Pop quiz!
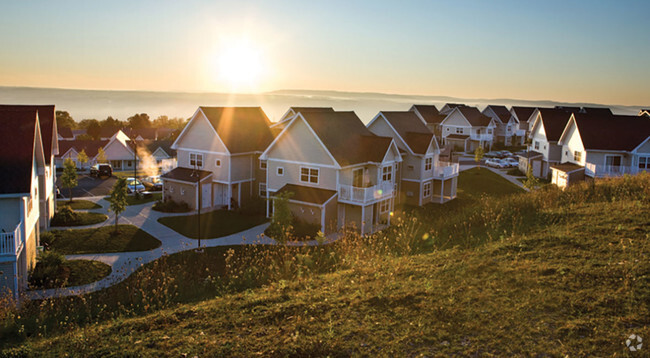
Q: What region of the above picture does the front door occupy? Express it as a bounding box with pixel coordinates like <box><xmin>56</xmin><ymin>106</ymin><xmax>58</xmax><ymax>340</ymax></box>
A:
<box><xmin>201</xmin><ymin>183</ymin><xmax>211</xmax><ymax>209</ymax></box>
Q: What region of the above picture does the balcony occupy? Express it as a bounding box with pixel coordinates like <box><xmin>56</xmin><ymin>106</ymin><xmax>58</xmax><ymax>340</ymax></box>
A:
<box><xmin>514</xmin><ymin>129</ymin><xmax>526</xmax><ymax>137</ymax></box>
<box><xmin>433</xmin><ymin>162</ymin><xmax>459</xmax><ymax>179</ymax></box>
<box><xmin>585</xmin><ymin>163</ymin><xmax>643</xmax><ymax>178</ymax></box>
<box><xmin>339</xmin><ymin>182</ymin><xmax>393</xmax><ymax>204</ymax></box>
<box><xmin>470</xmin><ymin>133</ymin><xmax>493</xmax><ymax>141</ymax></box>
<box><xmin>0</xmin><ymin>222</ymin><xmax>23</xmax><ymax>257</ymax></box>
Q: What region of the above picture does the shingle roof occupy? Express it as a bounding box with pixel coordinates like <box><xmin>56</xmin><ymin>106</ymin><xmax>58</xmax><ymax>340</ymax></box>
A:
<box><xmin>274</xmin><ymin>184</ymin><xmax>337</xmax><ymax>205</ymax></box>
<box><xmin>99</xmin><ymin>126</ymin><xmax>122</xmax><ymax>138</ymax></box>
<box><xmin>57</xmin><ymin>140</ymin><xmax>110</xmax><ymax>158</ymax></box>
<box><xmin>446</xmin><ymin>134</ymin><xmax>470</xmax><ymax>140</ymax></box>
<box><xmin>161</xmin><ymin>167</ymin><xmax>212</xmax><ymax>183</ymax></box>
<box><xmin>511</xmin><ymin>106</ymin><xmax>537</xmax><ymax>123</ymax></box>
<box><xmin>550</xmin><ymin>163</ymin><xmax>584</xmax><ymax>173</ymax></box>
<box><xmin>572</xmin><ymin>114</ymin><xmax>650</xmax><ymax>151</ymax></box>
<box><xmin>457</xmin><ymin>107</ymin><xmax>493</xmax><ymax>127</ymax></box>
<box><xmin>555</xmin><ymin>106</ymin><xmax>581</xmax><ymax>113</ymax></box>
<box><xmin>0</xmin><ymin>109</ymin><xmax>39</xmax><ymax>194</ymax></box>
<box><xmin>410</xmin><ymin>105</ymin><xmax>441</xmax><ymax>124</ymax></box>
<box><xmin>199</xmin><ymin>107</ymin><xmax>274</xmax><ymax>154</ymax></box>
<box><xmin>58</xmin><ymin>127</ymin><xmax>74</xmax><ymax>139</ymax></box>
<box><xmin>380</xmin><ymin>111</ymin><xmax>435</xmax><ymax>154</ymax></box>
<box><xmin>300</xmin><ymin>111</ymin><xmax>393</xmax><ymax>167</ymax></box>
<box><xmin>581</xmin><ymin>107</ymin><xmax>612</xmax><ymax>115</ymax></box>
<box><xmin>0</xmin><ymin>105</ymin><xmax>55</xmax><ymax>163</ymax></box>
<box><xmin>537</xmin><ymin>108</ymin><xmax>573</xmax><ymax>141</ymax></box>
<box><xmin>485</xmin><ymin>105</ymin><xmax>511</xmax><ymax>123</ymax></box>
<box><xmin>139</xmin><ymin>139</ymin><xmax>176</xmax><ymax>157</ymax></box>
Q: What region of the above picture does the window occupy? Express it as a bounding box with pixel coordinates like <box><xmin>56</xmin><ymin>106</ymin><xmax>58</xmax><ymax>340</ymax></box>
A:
<box><xmin>259</xmin><ymin>160</ymin><xmax>267</xmax><ymax>170</ymax></box>
<box><xmin>534</xmin><ymin>141</ymin><xmax>540</xmax><ymax>150</ymax></box>
<box><xmin>446</xmin><ymin>127</ymin><xmax>450</xmax><ymax>132</ymax></box>
<box><xmin>379</xmin><ymin>199</ymin><xmax>390</xmax><ymax>213</ymax></box>
<box><xmin>190</xmin><ymin>153</ymin><xmax>203</xmax><ymax>168</ymax></box>
<box><xmin>565</xmin><ymin>150</ymin><xmax>569</xmax><ymax>157</ymax></box>
<box><xmin>169</xmin><ymin>186</ymin><xmax>174</xmax><ymax>193</ymax></box>
<box><xmin>215</xmin><ymin>159</ymin><xmax>221</xmax><ymax>167</ymax></box>
<box><xmin>127</xmin><ymin>160</ymin><xmax>132</xmax><ymax>167</ymax></box>
<box><xmin>574</xmin><ymin>151</ymin><xmax>582</xmax><ymax>162</ymax></box>
<box><xmin>300</xmin><ymin>167</ymin><xmax>319</xmax><ymax>184</ymax></box>
<box><xmin>382</xmin><ymin>166</ymin><xmax>392</xmax><ymax>182</ymax></box>
<box><xmin>259</xmin><ymin>183</ymin><xmax>267</xmax><ymax>197</ymax></box>
<box><xmin>455</xmin><ymin>127</ymin><xmax>463</xmax><ymax>134</ymax></box>
<box><xmin>277</xmin><ymin>167</ymin><xmax>284</xmax><ymax>176</ymax></box>
<box><xmin>639</xmin><ymin>157</ymin><xmax>649</xmax><ymax>170</ymax></box>
<box><xmin>424</xmin><ymin>157</ymin><xmax>433</xmax><ymax>171</ymax></box>
<box><xmin>180</xmin><ymin>187</ymin><xmax>185</xmax><ymax>196</ymax></box>
<box><xmin>407</xmin><ymin>165</ymin><xmax>414</xmax><ymax>171</ymax></box>
<box><xmin>423</xmin><ymin>181</ymin><xmax>432</xmax><ymax>197</ymax></box>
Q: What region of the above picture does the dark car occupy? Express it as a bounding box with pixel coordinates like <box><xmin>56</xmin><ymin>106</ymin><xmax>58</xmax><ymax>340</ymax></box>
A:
<box><xmin>90</xmin><ymin>164</ymin><xmax>112</xmax><ymax>178</ymax></box>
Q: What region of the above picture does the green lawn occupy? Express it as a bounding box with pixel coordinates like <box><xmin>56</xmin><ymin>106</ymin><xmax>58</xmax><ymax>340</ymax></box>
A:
<box><xmin>158</xmin><ymin>210</ymin><xmax>269</xmax><ymax>239</ymax></box>
<box><xmin>43</xmin><ymin>225</ymin><xmax>161</xmax><ymax>254</ymax></box>
<box><xmin>104</xmin><ymin>192</ymin><xmax>162</xmax><ymax>206</ymax></box>
<box><xmin>29</xmin><ymin>259</ymin><xmax>112</xmax><ymax>289</ymax></box>
<box><xmin>57</xmin><ymin>200</ymin><xmax>101</xmax><ymax>210</ymax></box>
<box><xmin>50</xmin><ymin>212</ymin><xmax>108</xmax><ymax>227</ymax></box>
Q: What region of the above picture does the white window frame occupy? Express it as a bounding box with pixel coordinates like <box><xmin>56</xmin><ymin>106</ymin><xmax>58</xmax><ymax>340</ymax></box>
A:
<box><xmin>379</xmin><ymin>199</ymin><xmax>390</xmax><ymax>213</ymax></box>
<box><xmin>423</xmin><ymin>181</ymin><xmax>432</xmax><ymax>198</ymax></box>
<box><xmin>169</xmin><ymin>186</ymin><xmax>174</xmax><ymax>193</ymax></box>
<box><xmin>534</xmin><ymin>141</ymin><xmax>540</xmax><ymax>150</ymax></box>
<box><xmin>381</xmin><ymin>165</ymin><xmax>392</xmax><ymax>182</ymax></box>
<box><xmin>638</xmin><ymin>156</ymin><xmax>649</xmax><ymax>170</ymax></box>
<box><xmin>190</xmin><ymin>153</ymin><xmax>203</xmax><ymax>168</ymax></box>
<box><xmin>277</xmin><ymin>167</ymin><xmax>284</xmax><ymax>176</ymax></box>
<box><xmin>424</xmin><ymin>157</ymin><xmax>433</xmax><ymax>171</ymax></box>
<box><xmin>215</xmin><ymin>159</ymin><xmax>221</xmax><ymax>167</ymax></box>
<box><xmin>455</xmin><ymin>127</ymin><xmax>463</xmax><ymax>134</ymax></box>
<box><xmin>259</xmin><ymin>183</ymin><xmax>267</xmax><ymax>197</ymax></box>
<box><xmin>300</xmin><ymin>166</ymin><xmax>319</xmax><ymax>184</ymax></box>
<box><xmin>574</xmin><ymin>150</ymin><xmax>582</xmax><ymax>163</ymax></box>
<box><xmin>259</xmin><ymin>159</ymin><xmax>267</xmax><ymax>170</ymax></box>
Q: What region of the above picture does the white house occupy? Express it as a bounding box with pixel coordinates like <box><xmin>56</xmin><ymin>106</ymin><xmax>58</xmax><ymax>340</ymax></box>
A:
<box><xmin>524</xmin><ymin>108</ymin><xmax>573</xmax><ymax>179</ymax></box>
<box><xmin>510</xmin><ymin>106</ymin><xmax>538</xmax><ymax>140</ymax></box>
<box><xmin>440</xmin><ymin>106</ymin><xmax>496</xmax><ymax>152</ymax></box>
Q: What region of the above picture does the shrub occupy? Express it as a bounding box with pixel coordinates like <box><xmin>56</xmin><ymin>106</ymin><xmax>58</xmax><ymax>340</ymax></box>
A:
<box><xmin>50</xmin><ymin>206</ymin><xmax>80</xmax><ymax>226</ymax></box>
<box><xmin>152</xmin><ymin>199</ymin><xmax>191</xmax><ymax>213</ymax></box>
<box><xmin>29</xmin><ymin>251</ymin><xmax>69</xmax><ymax>288</ymax></box>
<box><xmin>291</xmin><ymin>218</ymin><xmax>321</xmax><ymax>241</ymax></box>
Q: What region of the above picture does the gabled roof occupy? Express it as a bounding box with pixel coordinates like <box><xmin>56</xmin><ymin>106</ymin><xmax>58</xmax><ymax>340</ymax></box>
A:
<box><xmin>199</xmin><ymin>107</ymin><xmax>274</xmax><ymax>153</ymax></box>
<box><xmin>456</xmin><ymin>107</ymin><xmax>493</xmax><ymax>127</ymax></box>
<box><xmin>57</xmin><ymin>140</ymin><xmax>110</xmax><ymax>158</ymax></box>
<box><xmin>379</xmin><ymin>111</ymin><xmax>436</xmax><ymax>155</ymax></box>
<box><xmin>99</xmin><ymin>126</ymin><xmax>122</xmax><ymax>138</ymax></box>
<box><xmin>273</xmin><ymin>107</ymin><xmax>335</xmax><ymax>127</ymax></box>
<box><xmin>536</xmin><ymin>108</ymin><xmax>573</xmax><ymax>141</ymax></box>
<box><xmin>274</xmin><ymin>184</ymin><xmax>337</xmax><ymax>205</ymax></box>
<box><xmin>511</xmin><ymin>106</ymin><xmax>537</xmax><ymax>123</ymax></box>
<box><xmin>440</xmin><ymin>103</ymin><xmax>467</xmax><ymax>114</ymax></box>
<box><xmin>639</xmin><ymin>109</ymin><xmax>650</xmax><ymax>117</ymax></box>
<box><xmin>58</xmin><ymin>127</ymin><xmax>74</xmax><ymax>139</ymax></box>
<box><xmin>555</xmin><ymin>106</ymin><xmax>581</xmax><ymax>113</ymax></box>
<box><xmin>484</xmin><ymin>105</ymin><xmax>512</xmax><ymax>123</ymax></box>
<box><xmin>550</xmin><ymin>163</ymin><xmax>584</xmax><ymax>173</ymax></box>
<box><xmin>300</xmin><ymin>111</ymin><xmax>395</xmax><ymax>167</ymax></box>
<box><xmin>138</xmin><ymin>139</ymin><xmax>176</xmax><ymax>157</ymax></box>
<box><xmin>580</xmin><ymin>107</ymin><xmax>612</xmax><ymax>116</ymax></box>
<box><xmin>0</xmin><ymin>109</ymin><xmax>41</xmax><ymax>194</ymax></box>
<box><xmin>0</xmin><ymin>105</ymin><xmax>56</xmax><ymax>163</ymax></box>
<box><xmin>161</xmin><ymin>167</ymin><xmax>212</xmax><ymax>183</ymax></box>
<box><xmin>570</xmin><ymin>114</ymin><xmax>650</xmax><ymax>151</ymax></box>
<box><xmin>410</xmin><ymin>105</ymin><xmax>445</xmax><ymax>124</ymax></box>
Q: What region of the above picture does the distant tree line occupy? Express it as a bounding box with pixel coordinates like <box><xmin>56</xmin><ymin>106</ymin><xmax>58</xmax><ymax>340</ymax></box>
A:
<box><xmin>56</xmin><ymin>111</ymin><xmax>188</xmax><ymax>140</ymax></box>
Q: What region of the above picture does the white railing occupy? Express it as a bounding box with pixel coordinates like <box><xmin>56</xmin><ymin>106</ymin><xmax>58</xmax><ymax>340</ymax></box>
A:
<box><xmin>515</xmin><ymin>129</ymin><xmax>526</xmax><ymax>137</ymax></box>
<box><xmin>585</xmin><ymin>163</ymin><xmax>640</xmax><ymax>178</ymax></box>
<box><xmin>0</xmin><ymin>222</ymin><xmax>23</xmax><ymax>256</ymax></box>
<box><xmin>470</xmin><ymin>133</ymin><xmax>493</xmax><ymax>141</ymax></box>
<box><xmin>433</xmin><ymin>162</ymin><xmax>459</xmax><ymax>178</ymax></box>
<box><xmin>338</xmin><ymin>182</ymin><xmax>393</xmax><ymax>204</ymax></box>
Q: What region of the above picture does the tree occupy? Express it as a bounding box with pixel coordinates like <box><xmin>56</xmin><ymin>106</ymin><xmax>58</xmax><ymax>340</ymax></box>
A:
<box><xmin>55</xmin><ymin>111</ymin><xmax>76</xmax><ymax>129</ymax></box>
<box><xmin>127</xmin><ymin>113</ymin><xmax>151</xmax><ymax>129</ymax></box>
<box><xmin>86</xmin><ymin>121</ymin><xmax>101</xmax><ymax>140</ymax></box>
<box><xmin>474</xmin><ymin>146</ymin><xmax>485</xmax><ymax>169</ymax></box>
<box><xmin>77</xmin><ymin>149</ymin><xmax>89</xmax><ymax>170</ymax></box>
<box><xmin>100</xmin><ymin>116</ymin><xmax>123</xmax><ymax>129</ymax></box>
<box><xmin>108</xmin><ymin>178</ymin><xmax>128</xmax><ymax>233</ymax></box>
<box><xmin>97</xmin><ymin>147</ymin><xmax>108</xmax><ymax>164</ymax></box>
<box><xmin>523</xmin><ymin>165</ymin><xmax>540</xmax><ymax>190</ymax></box>
<box><xmin>266</xmin><ymin>191</ymin><xmax>294</xmax><ymax>244</ymax></box>
<box><xmin>153</xmin><ymin>115</ymin><xmax>169</xmax><ymax>128</ymax></box>
<box><xmin>60</xmin><ymin>158</ymin><xmax>78</xmax><ymax>203</ymax></box>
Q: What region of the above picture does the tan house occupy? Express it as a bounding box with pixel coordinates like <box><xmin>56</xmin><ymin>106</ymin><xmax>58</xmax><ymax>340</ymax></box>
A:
<box><xmin>409</xmin><ymin>104</ymin><xmax>447</xmax><ymax>141</ymax></box>
<box><xmin>525</xmin><ymin>108</ymin><xmax>573</xmax><ymax>179</ymax></box>
<box><xmin>261</xmin><ymin>111</ymin><xmax>402</xmax><ymax>235</ymax></box>
<box><xmin>0</xmin><ymin>108</ymin><xmax>52</xmax><ymax>298</ymax></box>
<box><xmin>440</xmin><ymin>106</ymin><xmax>496</xmax><ymax>152</ymax></box>
<box><xmin>552</xmin><ymin>113</ymin><xmax>650</xmax><ymax>188</ymax></box>
<box><xmin>367</xmin><ymin>111</ymin><xmax>459</xmax><ymax>205</ymax></box>
<box><xmin>482</xmin><ymin>105</ymin><xmax>524</xmax><ymax>145</ymax></box>
<box><xmin>162</xmin><ymin>107</ymin><xmax>274</xmax><ymax>211</ymax></box>
<box><xmin>510</xmin><ymin>106</ymin><xmax>537</xmax><ymax>139</ymax></box>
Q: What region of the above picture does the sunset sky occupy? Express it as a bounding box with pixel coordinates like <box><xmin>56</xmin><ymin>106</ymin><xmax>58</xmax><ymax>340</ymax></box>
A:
<box><xmin>1</xmin><ymin>0</ymin><xmax>649</xmax><ymax>106</ymax></box>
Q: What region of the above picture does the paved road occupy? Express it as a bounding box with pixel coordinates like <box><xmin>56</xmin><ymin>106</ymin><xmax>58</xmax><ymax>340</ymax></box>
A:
<box><xmin>56</xmin><ymin>173</ymin><xmax>117</xmax><ymax>198</ymax></box>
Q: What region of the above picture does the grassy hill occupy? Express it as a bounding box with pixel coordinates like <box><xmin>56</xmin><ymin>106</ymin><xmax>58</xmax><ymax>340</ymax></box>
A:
<box><xmin>2</xmin><ymin>170</ymin><xmax>649</xmax><ymax>356</ymax></box>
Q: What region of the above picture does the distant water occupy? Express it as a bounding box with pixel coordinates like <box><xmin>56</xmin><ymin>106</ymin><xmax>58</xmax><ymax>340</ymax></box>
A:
<box><xmin>0</xmin><ymin>86</ymin><xmax>644</xmax><ymax>123</ymax></box>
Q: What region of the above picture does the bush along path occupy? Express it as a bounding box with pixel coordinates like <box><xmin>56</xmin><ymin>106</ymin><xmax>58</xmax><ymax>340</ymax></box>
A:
<box><xmin>28</xmin><ymin>196</ymin><xmax>337</xmax><ymax>300</ymax></box>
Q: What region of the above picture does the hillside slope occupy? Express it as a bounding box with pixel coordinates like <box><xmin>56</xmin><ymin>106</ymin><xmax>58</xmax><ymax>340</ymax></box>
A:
<box><xmin>5</xmin><ymin>187</ymin><xmax>649</xmax><ymax>356</ymax></box>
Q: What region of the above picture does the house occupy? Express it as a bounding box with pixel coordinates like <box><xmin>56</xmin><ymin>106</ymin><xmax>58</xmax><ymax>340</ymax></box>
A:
<box><xmin>551</xmin><ymin>113</ymin><xmax>650</xmax><ymax>188</ymax></box>
<box><xmin>524</xmin><ymin>108</ymin><xmax>573</xmax><ymax>178</ymax></box>
<box><xmin>99</xmin><ymin>126</ymin><xmax>122</xmax><ymax>140</ymax></box>
<box><xmin>0</xmin><ymin>105</ymin><xmax>58</xmax><ymax>231</ymax></box>
<box><xmin>439</xmin><ymin>106</ymin><xmax>496</xmax><ymax>153</ymax></box>
<box><xmin>409</xmin><ymin>104</ymin><xmax>447</xmax><ymax>140</ymax></box>
<box><xmin>482</xmin><ymin>105</ymin><xmax>524</xmax><ymax>145</ymax></box>
<box><xmin>270</xmin><ymin>107</ymin><xmax>334</xmax><ymax>131</ymax></box>
<box><xmin>137</xmin><ymin>140</ymin><xmax>177</xmax><ymax>174</ymax></box>
<box><xmin>367</xmin><ymin>111</ymin><xmax>458</xmax><ymax>205</ymax></box>
<box><xmin>56</xmin><ymin>139</ymin><xmax>109</xmax><ymax>169</ymax></box>
<box><xmin>639</xmin><ymin>109</ymin><xmax>650</xmax><ymax>117</ymax></box>
<box><xmin>260</xmin><ymin>111</ymin><xmax>402</xmax><ymax>235</ymax></box>
<box><xmin>0</xmin><ymin>109</ymin><xmax>48</xmax><ymax>298</ymax></box>
<box><xmin>162</xmin><ymin>107</ymin><xmax>274</xmax><ymax>211</ymax></box>
<box><xmin>580</xmin><ymin>107</ymin><xmax>612</xmax><ymax>115</ymax></box>
<box><xmin>510</xmin><ymin>106</ymin><xmax>538</xmax><ymax>139</ymax></box>
<box><xmin>124</xmin><ymin>127</ymin><xmax>175</xmax><ymax>141</ymax></box>
<box><xmin>554</xmin><ymin>105</ymin><xmax>581</xmax><ymax>113</ymax></box>
<box><xmin>57</xmin><ymin>127</ymin><xmax>75</xmax><ymax>141</ymax></box>
<box><xmin>439</xmin><ymin>103</ymin><xmax>467</xmax><ymax>115</ymax></box>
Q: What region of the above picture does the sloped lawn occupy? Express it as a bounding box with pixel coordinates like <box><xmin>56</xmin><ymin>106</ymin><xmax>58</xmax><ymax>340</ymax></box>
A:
<box><xmin>43</xmin><ymin>225</ymin><xmax>161</xmax><ymax>254</ymax></box>
<box><xmin>158</xmin><ymin>210</ymin><xmax>268</xmax><ymax>239</ymax></box>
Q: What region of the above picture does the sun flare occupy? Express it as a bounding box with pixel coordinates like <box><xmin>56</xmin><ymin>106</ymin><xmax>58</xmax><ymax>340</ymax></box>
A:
<box><xmin>216</xmin><ymin>40</ymin><xmax>264</xmax><ymax>92</ymax></box>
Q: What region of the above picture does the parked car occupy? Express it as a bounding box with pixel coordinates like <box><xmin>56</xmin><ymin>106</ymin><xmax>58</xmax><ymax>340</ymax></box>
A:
<box><xmin>486</xmin><ymin>158</ymin><xmax>506</xmax><ymax>168</ymax></box>
<box><xmin>503</xmin><ymin>158</ymin><xmax>519</xmax><ymax>167</ymax></box>
<box><xmin>484</xmin><ymin>151</ymin><xmax>500</xmax><ymax>158</ymax></box>
<box><xmin>495</xmin><ymin>150</ymin><xmax>512</xmax><ymax>158</ymax></box>
<box><xmin>143</xmin><ymin>175</ymin><xmax>163</xmax><ymax>191</ymax></box>
<box><xmin>90</xmin><ymin>164</ymin><xmax>112</xmax><ymax>178</ymax></box>
<box><xmin>125</xmin><ymin>177</ymin><xmax>145</xmax><ymax>193</ymax></box>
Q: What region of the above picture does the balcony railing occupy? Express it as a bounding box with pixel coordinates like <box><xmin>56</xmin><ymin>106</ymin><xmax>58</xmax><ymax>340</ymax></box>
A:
<box><xmin>514</xmin><ymin>129</ymin><xmax>526</xmax><ymax>137</ymax></box>
<box><xmin>0</xmin><ymin>222</ymin><xmax>23</xmax><ymax>256</ymax></box>
<box><xmin>470</xmin><ymin>133</ymin><xmax>493</xmax><ymax>141</ymax></box>
<box><xmin>339</xmin><ymin>182</ymin><xmax>393</xmax><ymax>204</ymax></box>
<box><xmin>433</xmin><ymin>162</ymin><xmax>459</xmax><ymax>179</ymax></box>
<box><xmin>585</xmin><ymin>163</ymin><xmax>643</xmax><ymax>178</ymax></box>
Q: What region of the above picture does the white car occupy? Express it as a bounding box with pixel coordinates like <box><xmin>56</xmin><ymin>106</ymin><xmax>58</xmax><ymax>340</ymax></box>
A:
<box><xmin>503</xmin><ymin>158</ymin><xmax>519</xmax><ymax>167</ymax></box>
<box><xmin>485</xmin><ymin>158</ymin><xmax>506</xmax><ymax>168</ymax></box>
<box><xmin>125</xmin><ymin>177</ymin><xmax>145</xmax><ymax>193</ymax></box>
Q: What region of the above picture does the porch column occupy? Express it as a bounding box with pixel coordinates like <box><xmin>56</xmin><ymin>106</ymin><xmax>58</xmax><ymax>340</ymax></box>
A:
<box><xmin>440</xmin><ymin>179</ymin><xmax>444</xmax><ymax>204</ymax></box>
<box><xmin>227</xmin><ymin>184</ymin><xmax>232</xmax><ymax>210</ymax></box>
<box><xmin>360</xmin><ymin>205</ymin><xmax>365</xmax><ymax>235</ymax></box>
<box><xmin>320</xmin><ymin>205</ymin><xmax>326</xmax><ymax>234</ymax></box>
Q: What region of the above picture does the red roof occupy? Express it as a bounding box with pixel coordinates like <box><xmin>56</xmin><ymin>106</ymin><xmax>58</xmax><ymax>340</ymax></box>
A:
<box><xmin>410</xmin><ymin>105</ymin><xmax>441</xmax><ymax>124</ymax></box>
<box><xmin>275</xmin><ymin>184</ymin><xmax>337</xmax><ymax>205</ymax></box>
<box><xmin>457</xmin><ymin>107</ymin><xmax>493</xmax><ymax>127</ymax></box>
<box><xmin>0</xmin><ymin>109</ymin><xmax>39</xmax><ymax>194</ymax></box>
<box><xmin>484</xmin><ymin>105</ymin><xmax>512</xmax><ymax>123</ymax></box>
<box><xmin>58</xmin><ymin>127</ymin><xmax>74</xmax><ymax>139</ymax></box>
<box><xmin>511</xmin><ymin>106</ymin><xmax>537</xmax><ymax>123</ymax></box>
<box><xmin>537</xmin><ymin>108</ymin><xmax>573</xmax><ymax>141</ymax></box>
<box><xmin>0</xmin><ymin>105</ymin><xmax>55</xmax><ymax>163</ymax></box>
<box><xmin>572</xmin><ymin>114</ymin><xmax>650</xmax><ymax>151</ymax></box>
<box><xmin>57</xmin><ymin>140</ymin><xmax>110</xmax><ymax>158</ymax></box>
<box><xmin>199</xmin><ymin>107</ymin><xmax>274</xmax><ymax>153</ymax></box>
<box><xmin>380</xmin><ymin>111</ymin><xmax>435</xmax><ymax>154</ymax></box>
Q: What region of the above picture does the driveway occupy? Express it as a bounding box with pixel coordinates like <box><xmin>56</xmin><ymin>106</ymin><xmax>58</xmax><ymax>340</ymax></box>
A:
<box><xmin>56</xmin><ymin>173</ymin><xmax>116</xmax><ymax>198</ymax></box>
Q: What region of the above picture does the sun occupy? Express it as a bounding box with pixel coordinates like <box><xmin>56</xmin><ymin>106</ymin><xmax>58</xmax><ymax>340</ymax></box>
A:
<box><xmin>217</xmin><ymin>40</ymin><xmax>264</xmax><ymax>92</ymax></box>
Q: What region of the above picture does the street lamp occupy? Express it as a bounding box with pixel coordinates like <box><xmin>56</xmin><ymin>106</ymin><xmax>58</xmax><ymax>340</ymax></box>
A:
<box><xmin>191</xmin><ymin>164</ymin><xmax>202</xmax><ymax>251</ymax></box>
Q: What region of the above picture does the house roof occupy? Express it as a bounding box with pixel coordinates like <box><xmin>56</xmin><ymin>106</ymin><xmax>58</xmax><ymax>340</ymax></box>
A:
<box><xmin>572</xmin><ymin>114</ymin><xmax>650</xmax><ymax>151</ymax></box>
<box><xmin>161</xmin><ymin>167</ymin><xmax>212</xmax><ymax>183</ymax></box>
<box><xmin>581</xmin><ymin>107</ymin><xmax>612</xmax><ymax>115</ymax></box>
<box><xmin>639</xmin><ymin>109</ymin><xmax>650</xmax><ymax>116</ymax></box>
<box><xmin>300</xmin><ymin>111</ymin><xmax>394</xmax><ymax>166</ymax></box>
<box><xmin>138</xmin><ymin>139</ymin><xmax>176</xmax><ymax>157</ymax></box>
<box><xmin>274</xmin><ymin>184</ymin><xmax>337</xmax><ymax>205</ymax></box>
<box><xmin>550</xmin><ymin>163</ymin><xmax>585</xmax><ymax>173</ymax></box>
<box><xmin>57</xmin><ymin>139</ymin><xmax>110</xmax><ymax>158</ymax></box>
<box><xmin>380</xmin><ymin>111</ymin><xmax>435</xmax><ymax>155</ymax></box>
<box><xmin>511</xmin><ymin>106</ymin><xmax>537</xmax><ymax>123</ymax></box>
<box><xmin>537</xmin><ymin>108</ymin><xmax>573</xmax><ymax>141</ymax></box>
<box><xmin>457</xmin><ymin>107</ymin><xmax>493</xmax><ymax>127</ymax></box>
<box><xmin>0</xmin><ymin>109</ymin><xmax>39</xmax><ymax>194</ymax></box>
<box><xmin>99</xmin><ymin>126</ymin><xmax>122</xmax><ymax>138</ymax></box>
<box><xmin>58</xmin><ymin>127</ymin><xmax>74</xmax><ymax>139</ymax></box>
<box><xmin>517</xmin><ymin>150</ymin><xmax>544</xmax><ymax>159</ymax></box>
<box><xmin>446</xmin><ymin>134</ymin><xmax>469</xmax><ymax>140</ymax></box>
<box><xmin>199</xmin><ymin>107</ymin><xmax>274</xmax><ymax>153</ymax></box>
<box><xmin>555</xmin><ymin>106</ymin><xmax>581</xmax><ymax>113</ymax></box>
<box><xmin>0</xmin><ymin>105</ymin><xmax>56</xmax><ymax>163</ymax></box>
<box><xmin>485</xmin><ymin>105</ymin><xmax>512</xmax><ymax>123</ymax></box>
<box><xmin>410</xmin><ymin>105</ymin><xmax>443</xmax><ymax>124</ymax></box>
